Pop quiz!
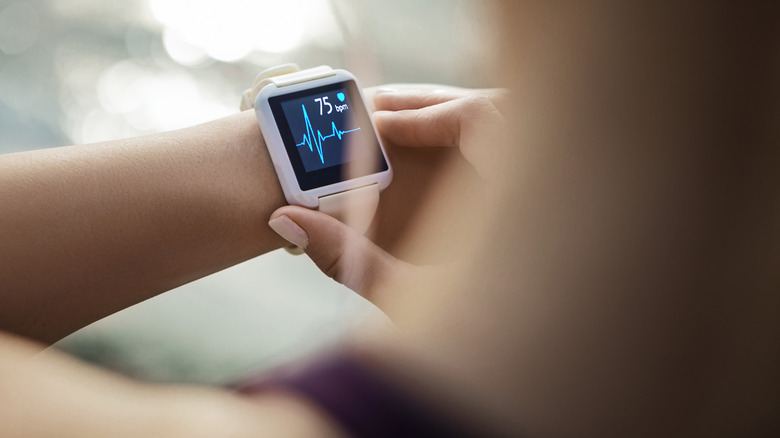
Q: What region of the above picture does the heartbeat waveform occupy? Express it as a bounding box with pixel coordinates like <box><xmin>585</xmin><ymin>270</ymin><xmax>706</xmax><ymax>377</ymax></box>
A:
<box><xmin>295</xmin><ymin>104</ymin><xmax>361</xmax><ymax>164</ymax></box>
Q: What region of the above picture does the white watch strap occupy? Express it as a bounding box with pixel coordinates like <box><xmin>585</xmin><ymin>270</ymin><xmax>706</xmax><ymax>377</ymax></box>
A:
<box><xmin>240</xmin><ymin>64</ymin><xmax>335</xmax><ymax>111</ymax></box>
<box><xmin>283</xmin><ymin>184</ymin><xmax>379</xmax><ymax>255</ymax></box>
<box><xmin>268</xmin><ymin>65</ymin><xmax>335</xmax><ymax>87</ymax></box>
<box><xmin>318</xmin><ymin>183</ymin><xmax>380</xmax><ymax>236</ymax></box>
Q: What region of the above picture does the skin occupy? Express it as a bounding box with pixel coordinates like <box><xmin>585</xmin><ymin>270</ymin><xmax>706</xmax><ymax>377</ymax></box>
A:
<box><xmin>0</xmin><ymin>86</ymin><xmax>458</xmax><ymax>344</ymax></box>
<box><xmin>1</xmin><ymin>330</ymin><xmax>346</xmax><ymax>438</ymax></box>
<box><xmin>0</xmin><ymin>111</ymin><xmax>285</xmax><ymax>343</ymax></box>
<box><xmin>2</xmin><ymin>2</ymin><xmax>779</xmax><ymax>437</ymax></box>
<box><xmin>0</xmin><ymin>85</ymin><xmax>501</xmax><ymax>437</ymax></box>
<box><xmin>0</xmin><ymin>109</ymin><xmax>351</xmax><ymax>437</ymax></box>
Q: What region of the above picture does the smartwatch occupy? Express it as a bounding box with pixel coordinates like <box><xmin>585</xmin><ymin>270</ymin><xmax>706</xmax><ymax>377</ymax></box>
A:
<box><xmin>242</xmin><ymin>64</ymin><xmax>392</xmax><ymax>236</ymax></box>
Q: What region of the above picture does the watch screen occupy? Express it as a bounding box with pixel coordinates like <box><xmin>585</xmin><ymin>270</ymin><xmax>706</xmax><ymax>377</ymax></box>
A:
<box><xmin>269</xmin><ymin>80</ymin><xmax>388</xmax><ymax>191</ymax></box>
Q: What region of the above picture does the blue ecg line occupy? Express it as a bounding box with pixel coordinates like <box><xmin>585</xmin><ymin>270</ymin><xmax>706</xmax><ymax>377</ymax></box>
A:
<box><xmin>295</xmin><ymin>104</ymin><xmax>361</xmax><ymax>164</ymax></box>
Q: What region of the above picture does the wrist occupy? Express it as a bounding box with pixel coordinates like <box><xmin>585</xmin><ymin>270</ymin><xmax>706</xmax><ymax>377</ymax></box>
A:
<box><xmin>208</xmin><ymin>110</ymin><xmax>289</xmax><ymax>254</ymax></box>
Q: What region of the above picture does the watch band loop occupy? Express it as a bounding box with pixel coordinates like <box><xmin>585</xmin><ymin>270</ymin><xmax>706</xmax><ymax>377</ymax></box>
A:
<box><xmin>319</xmin><ymin>183</ymin><xmax>380</xmax><ymax>236</ymax></box>
<box><xmin>239</xmin><ymin>63</ymin><xmax>301</xmax><ymax>111</ymax></box>
<box><xmin>240</xmin><ymin>64</ymin><xmax>337</xmax><ymax>111</ymax></box>
<box><xmin>284</xmin><ymin>183</ymin><xmax>380</xmax><ymax>256</ymax></box>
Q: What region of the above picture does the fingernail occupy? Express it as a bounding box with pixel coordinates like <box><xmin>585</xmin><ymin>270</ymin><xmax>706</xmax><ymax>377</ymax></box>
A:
<box><xmin>268</xmin><ymin>215</ymin><xmax>308</xmax><ymax>249</ymax></box>
<box><xmin>375</xmin><ymin>87</ymin><xmax>396</xmax><ymax>94</ymax></box>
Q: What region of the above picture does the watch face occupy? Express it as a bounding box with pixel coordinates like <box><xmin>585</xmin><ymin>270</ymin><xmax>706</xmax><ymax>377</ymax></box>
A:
<box><xmin>269</xmin><ymin>80</ymin><xmax>389</xmax><ymax>191</ymax></box>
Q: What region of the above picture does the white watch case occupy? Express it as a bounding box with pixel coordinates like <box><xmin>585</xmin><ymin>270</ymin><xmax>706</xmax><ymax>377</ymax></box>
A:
<box><xmin>253</xmin><ymin>68</ymin><xmax>392</xmax><ymax>208</ymax></box>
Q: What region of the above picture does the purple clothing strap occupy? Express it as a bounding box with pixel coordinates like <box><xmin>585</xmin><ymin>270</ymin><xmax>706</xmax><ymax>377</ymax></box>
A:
<box><xmin>235</xmin><ymin>352</ymin><xmax>481</xmax><ymax>438</ymax></box>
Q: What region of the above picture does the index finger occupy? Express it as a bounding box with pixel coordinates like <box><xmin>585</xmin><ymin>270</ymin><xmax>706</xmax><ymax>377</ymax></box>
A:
<box><xmin>374</xmin><ymin>98</ymin><xmax>467</xmax><ymax>149</ymax></box>
<box><xmin>373</xmin><ymin>88</ymin><xmax>465</xmax><ymax>111</ymax></box>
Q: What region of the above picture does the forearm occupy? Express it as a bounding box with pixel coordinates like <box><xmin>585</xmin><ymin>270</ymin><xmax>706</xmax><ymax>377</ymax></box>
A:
<box><xmin>0</xmin><ymin>110</ymin><xmax>287</xmax><ymax>343</ymax></box>
<box><xmin>0</xmin><ymin>332</ymin><xmax>344</xmax><ymax>438</ymax></box>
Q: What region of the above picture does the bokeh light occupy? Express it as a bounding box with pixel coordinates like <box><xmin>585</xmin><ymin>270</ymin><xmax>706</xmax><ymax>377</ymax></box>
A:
<box><xmin>149</xmin><ymin>0</ymin><xmax>338</xmax><ymax>63</ymax></box>
<box><xmin>0</xmin><ymin>2</ymin><xmax>40</xmax><ymax>55</ymax></box>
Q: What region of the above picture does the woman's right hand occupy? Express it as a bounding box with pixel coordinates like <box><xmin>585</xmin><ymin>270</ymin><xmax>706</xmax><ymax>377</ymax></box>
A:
<box><xmin>268</xmin><ymin>86</ymin><xmax>508</xmax><ymax>307</ymax></box>
<box><xmin>371</xmin><ymin>85</ymin><xmax>508</xmax><ymax>179</ymax></box>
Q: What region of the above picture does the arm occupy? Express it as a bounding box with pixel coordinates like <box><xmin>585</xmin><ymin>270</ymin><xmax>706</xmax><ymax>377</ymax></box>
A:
<box><xmin>0</xmin><ymin>331</ymin><xmax>346</xmax><ymax>438</ymax></box>
<box><xmin>0</xmin><ymin>92</ymin><xmax>451</xmax><ymax>438</ymax></box>
<box><xmin>0</xmin><ymin>89</ymin><xmax>456</xmax><ymax>344</ymax></box>
<box><xmin>0</xmin><ymin>110</ymin><xmax>287</xmax><ymax>344</ymax></box>
<box><xmin>0</xmin><ymin>114</ymin><xmax>352</xmax><ymax>434</ymax></box>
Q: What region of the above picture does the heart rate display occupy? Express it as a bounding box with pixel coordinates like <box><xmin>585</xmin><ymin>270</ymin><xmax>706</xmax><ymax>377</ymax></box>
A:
<box><xmin>269</xmin><ymin>79</ymin><xmax>388</xmax><ymax>191</ymax></box>
<box><xmin>279</xmin><ymin>86</ymin><xmax>363</xmax><ymax>173</ymax></box>
<box><xmin>295</xmin><ymin>104</ymin><xmax>361</xmax><ymax>165</ymax></box>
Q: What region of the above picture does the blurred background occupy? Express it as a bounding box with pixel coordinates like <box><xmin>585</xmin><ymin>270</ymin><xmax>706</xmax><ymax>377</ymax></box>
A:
<box><xmin>0</xmin><ymin>0</ymin><xmax>497</xmax><ymax>384</ymax></box>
